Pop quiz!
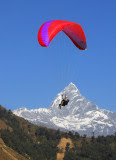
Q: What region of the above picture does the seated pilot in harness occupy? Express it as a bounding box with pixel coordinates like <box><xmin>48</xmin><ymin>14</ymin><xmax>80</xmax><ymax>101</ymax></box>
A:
<box><xmin>59</xmin><ymin>95</ymin><xmax>69</xmax><ymax>109</ymax></box>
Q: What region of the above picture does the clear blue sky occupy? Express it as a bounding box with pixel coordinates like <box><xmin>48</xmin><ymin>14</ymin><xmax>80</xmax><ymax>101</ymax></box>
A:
<box><xmin>0</xmin><ymin>0</ymin><xmax>116</xmax><ymax>111</ymax></box>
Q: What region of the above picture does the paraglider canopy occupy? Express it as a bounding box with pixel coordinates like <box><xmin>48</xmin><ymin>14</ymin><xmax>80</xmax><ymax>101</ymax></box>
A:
<box><xmin>38</xmin><ymin>20</ymin><xmax>87</xmax><ymax>50</ymax></box>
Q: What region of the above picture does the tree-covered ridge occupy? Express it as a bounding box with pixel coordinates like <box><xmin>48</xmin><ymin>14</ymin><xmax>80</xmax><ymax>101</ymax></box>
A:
<box><xmin>64</xmin><ymin>134</ymin><xmax>116</xmax><ymax>160</ymax></box>
<box><xmin>0</xmin><ymin>105</ymin><xmax>116</xmax><ymax>160</ymax></box>
<box><xmin>0</xmin><ymin>105</ymin><xmax>62</xmax><ymax>160</ymax></box>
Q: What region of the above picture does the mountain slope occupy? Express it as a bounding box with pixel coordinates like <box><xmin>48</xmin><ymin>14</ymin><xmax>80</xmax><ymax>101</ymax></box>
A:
<box><xmin>0</xmin><ymin>138</ymin><xmax>27</xmax><ymax>160</ymax></box>
<box><xmin>0</xmin><ymin>105</ymin><xmax>61</xmax><ymax>160</ymax></box>
<box><xmin>13</xmin><ymin>83</ymin><xmax>116</xmax><ymax>136</ymax></box>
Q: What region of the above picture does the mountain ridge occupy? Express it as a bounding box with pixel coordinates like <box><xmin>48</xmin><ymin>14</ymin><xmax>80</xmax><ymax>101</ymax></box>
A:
<box><xmin>13</xmin><ymin>83</ymin><xmax>116</xmax><ymax>136</ymax></box>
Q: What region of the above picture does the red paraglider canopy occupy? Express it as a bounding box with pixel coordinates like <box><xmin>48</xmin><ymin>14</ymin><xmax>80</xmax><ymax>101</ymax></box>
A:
<box><xmin>38</xmin><ymin>20</ymin><xmax>87</xmax><ymax>50</ymax></box>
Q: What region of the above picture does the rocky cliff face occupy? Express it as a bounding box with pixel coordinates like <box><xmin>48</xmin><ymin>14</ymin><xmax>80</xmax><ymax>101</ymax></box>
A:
<box><xmin>13</xmin><ymin>83</ymin><xmax>116</xmax><ymax>136</ymax></box>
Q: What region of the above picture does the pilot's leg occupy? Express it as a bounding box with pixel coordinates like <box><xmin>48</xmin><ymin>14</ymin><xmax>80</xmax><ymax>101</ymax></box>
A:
<box><xmin>59</xmin><ymin>104</ymin><xmax>61</xmax><ymax>109</ymax></box>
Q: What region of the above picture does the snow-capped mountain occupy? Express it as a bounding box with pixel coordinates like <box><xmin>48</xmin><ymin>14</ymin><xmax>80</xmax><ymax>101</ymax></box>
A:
<box><xmin>13</xmin><ymin>83</ymin><xmax>116</xmax><ymax>136</ymax></box>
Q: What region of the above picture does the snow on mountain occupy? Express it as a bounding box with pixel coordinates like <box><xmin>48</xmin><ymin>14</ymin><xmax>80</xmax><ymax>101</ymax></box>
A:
<box><xmin>13</xmin><ymin>82</ymin><xmax>116</xmax><ymax>136</ymax></box>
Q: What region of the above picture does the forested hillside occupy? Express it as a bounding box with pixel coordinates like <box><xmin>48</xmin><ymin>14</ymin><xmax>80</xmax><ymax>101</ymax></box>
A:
<box><xmin>0</xmin><ymin>137</ymin><xmax>27</xmax><ymax>160</ymax></box>
<box><xmin>0</xmin><ymin>105</ymin><xmax>116</xmax><ymax>160</ymax></box>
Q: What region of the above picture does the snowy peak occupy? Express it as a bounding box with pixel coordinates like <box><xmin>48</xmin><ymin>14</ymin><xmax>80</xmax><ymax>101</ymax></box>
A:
<box><xmin>49</xmin><ymin>82</ymin><xmax>93</xmax><ymax>116</ymax></box>
<box><xmin>66</xmin><ymin>82</ymin><xmax>78</xmax><ymax>90</ymax></box>
<box><xmin>48</xmin><ymin>82</ymin><xmax>82</xmax><ymax>115</ymax></box>
<box><xmin>63</xmin><ymin>82</ymin><xmax>81</xmax><ymax>96</ymax></box>
<box><xmin>67</xmin><ymin>82</ymin><xmax>79</xmax><ymax>90</ymax></box>
<box><xmin>13</xmin><ymin>83</ymin><xmax>116</xmax><ymax>136</ymax></box>
<box><xmin>49</xmin><ymin>82</ymin><xmax>81</xmax><ymax>106</ymax></box>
